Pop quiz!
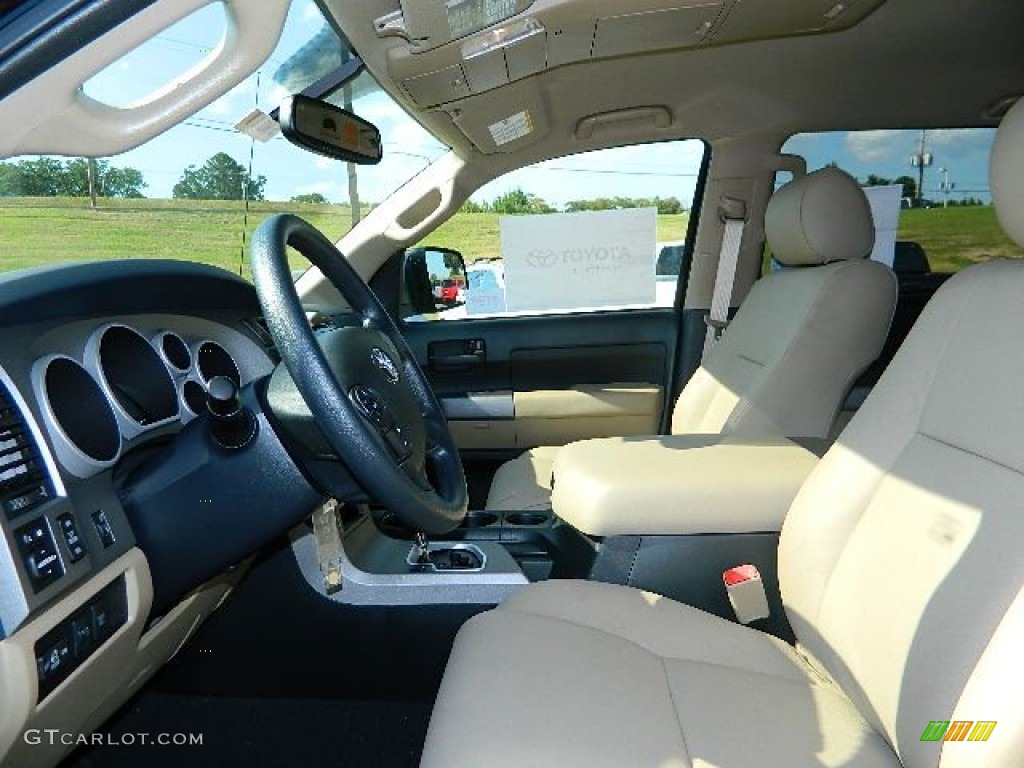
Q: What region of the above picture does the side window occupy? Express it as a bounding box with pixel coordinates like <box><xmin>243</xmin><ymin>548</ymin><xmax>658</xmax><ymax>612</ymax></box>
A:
<box><xmin>779</xmin><ymin>129</ymin><xmax>1021</xmax><ymax>276</ymax></box>
<box><xmin>401</xmin><ymin>139</ymin><xmax>707</xmax><ymax>322</ymax></box>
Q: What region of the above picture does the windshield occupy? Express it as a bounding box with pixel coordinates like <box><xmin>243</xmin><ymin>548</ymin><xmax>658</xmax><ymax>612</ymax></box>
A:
<box><xmin>0</xmin><ymin>0</ymin><xmax>448</xmax><ymax>279</ymax></box>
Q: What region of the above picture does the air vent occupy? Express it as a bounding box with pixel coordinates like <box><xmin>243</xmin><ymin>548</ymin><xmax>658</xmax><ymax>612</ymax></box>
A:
<box><xmin>243</xmin><ymin>317</ymin><xmax>275</xmax><ymax>348</ymax></box>
<box><xmin>0</xmin><ymin>381</ymin><xmax>53</xmax><ymax>519</ymax></box>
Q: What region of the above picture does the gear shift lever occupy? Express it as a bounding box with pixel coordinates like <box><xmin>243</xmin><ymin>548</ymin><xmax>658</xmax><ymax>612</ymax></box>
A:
<box><xmin>413</xmin><ymin>532</ymin><xmax>431</xmax><ymax>565</ymax></box>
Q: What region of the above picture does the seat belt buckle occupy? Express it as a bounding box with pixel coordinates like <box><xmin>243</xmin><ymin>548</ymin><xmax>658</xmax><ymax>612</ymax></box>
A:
<box><xmin>723</xmin><ymin>564</ymin><xmax>770</xmax><ymax>624</ymax></box>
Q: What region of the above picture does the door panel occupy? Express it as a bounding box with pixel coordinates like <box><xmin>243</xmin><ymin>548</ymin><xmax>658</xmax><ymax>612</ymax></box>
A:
<box><xmin>513</xmin><ymin>384</ymin><xmax>662</xmax><ymax>448</ymax></box>
<box><xmin>400</xmin><ymin>308</ymin><xmax>679</xmax><ymax>457</ymax></box>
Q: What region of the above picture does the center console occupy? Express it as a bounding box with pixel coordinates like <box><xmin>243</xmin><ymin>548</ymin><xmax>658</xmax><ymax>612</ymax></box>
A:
<box><xmin>289</xmin><ymin>502</ymin><xmax>595</xmax><ymax>606</ymax></box>
<box><xmin>550</xmin><ymin>433</ymin><xmax>820</xmax><ymax>536</ymax></box>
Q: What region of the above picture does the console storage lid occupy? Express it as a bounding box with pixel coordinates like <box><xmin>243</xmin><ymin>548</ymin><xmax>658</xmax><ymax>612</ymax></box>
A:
<box><xmin>551</xmin><ymin>435</ymin><xmax>818</xmax><ymax>537</ymax></box>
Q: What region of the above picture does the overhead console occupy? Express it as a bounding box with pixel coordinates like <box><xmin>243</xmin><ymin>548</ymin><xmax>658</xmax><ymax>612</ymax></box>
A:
<box><xmin>381</xmin><ymin>0</ymin><xmax>887</xmax><ymax>150</ymax></box>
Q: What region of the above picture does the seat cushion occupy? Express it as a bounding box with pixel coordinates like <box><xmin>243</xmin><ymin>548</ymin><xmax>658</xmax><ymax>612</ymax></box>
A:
<box><xmin>422</xmin><ymin>580</ymin><xmax>899</xmax><ymax>768</ymax></box>
<box><xmin>485</xmin><ymin>445</ymin><xmax>561</xmax><ymax>511</ymax></box>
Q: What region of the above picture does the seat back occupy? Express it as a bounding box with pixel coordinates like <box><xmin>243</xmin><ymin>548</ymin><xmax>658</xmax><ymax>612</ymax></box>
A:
<box><xmin>778</xmin><ymin>105</ymin><xmax>1024</xmax><ymax>767</ymax></box>
<box><xmin>672</xmin><ymin>167</ymin><xmax>897</xmax><ymax>439</ymax></box>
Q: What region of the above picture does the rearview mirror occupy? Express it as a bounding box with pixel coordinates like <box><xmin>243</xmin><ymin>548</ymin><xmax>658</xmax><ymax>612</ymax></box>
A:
<box><xmin>278</xmin><ymin>94</ymin><xmax>382</xmax><ymax>165</ymax></box>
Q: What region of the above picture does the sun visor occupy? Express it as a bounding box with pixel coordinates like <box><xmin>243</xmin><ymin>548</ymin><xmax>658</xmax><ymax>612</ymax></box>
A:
<box><xmin>446</xmin><ymin>78</ymin><xmax>551</xmax><ymax>154</ymax></box>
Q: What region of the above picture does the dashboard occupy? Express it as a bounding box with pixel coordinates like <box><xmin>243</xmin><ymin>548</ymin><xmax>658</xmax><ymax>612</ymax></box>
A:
<box><xmin>0</xmin><ymin>259</ymin><xmax>313</xmax><ymax>768</ymax></box>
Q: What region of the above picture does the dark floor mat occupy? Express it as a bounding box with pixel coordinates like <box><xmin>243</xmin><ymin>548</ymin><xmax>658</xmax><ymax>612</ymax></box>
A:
<box><xmin>60</xmin><ymin>691</ymin><xmax>432</xmax><ymax>768</ymax></box>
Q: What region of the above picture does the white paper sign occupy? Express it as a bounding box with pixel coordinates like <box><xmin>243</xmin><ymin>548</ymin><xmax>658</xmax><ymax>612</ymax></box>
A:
<box><xmin>465</xmin><ymin>265</ymin><xmax>506</xmax><ymax>315</ymax></box>
<box><xmin>500</xmin><ymin>208</ymin><xmax>657</xmax><ymax>312</ymax></box>
<box><xmin>863</xmin><ymin>185</ymin><xmax>902</xmax><ymax>267</ymax></box>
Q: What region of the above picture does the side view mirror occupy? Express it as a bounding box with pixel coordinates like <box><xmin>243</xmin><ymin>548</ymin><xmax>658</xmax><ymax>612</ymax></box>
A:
<box><xmin>401</xmin><ymin>246</ymin><xmax>467</xmax><ymax>320</ymax></box>
<box><xmin>278</xmin><ymin>94</ymin><xmax>382</xmax><ymax>165</ymax></box>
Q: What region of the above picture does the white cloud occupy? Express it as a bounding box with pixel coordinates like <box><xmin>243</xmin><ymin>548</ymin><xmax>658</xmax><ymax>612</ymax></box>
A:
<box><xmin>301</xmin><ymin>2</ymin><xmax>322</xmax><ymax>22</ymax></box>
<box><xmin>926</xmin><ymin>128</ymin><xmax>996</xmax><ymax>160</ymax></box>
<box><xmin>266</xmin><ymin>84</ymin><xmax>292</xmax><ymax>109</ymax></box>
<box><xmin>845</xmin><ymin>130</ymin><xmax>906</xmax><ymax>163</ymax></box>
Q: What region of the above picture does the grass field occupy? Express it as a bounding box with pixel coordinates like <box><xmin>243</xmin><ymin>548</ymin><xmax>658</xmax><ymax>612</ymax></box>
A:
<box><xmin>896</xmin><ymin>206</ymin><xmax>1024</xmax><ymax>271</ymax></box>
<box><xmin>0</xmin><ymin>197</ymin><xmax>1019</xmax><ymax>281</ymax></box>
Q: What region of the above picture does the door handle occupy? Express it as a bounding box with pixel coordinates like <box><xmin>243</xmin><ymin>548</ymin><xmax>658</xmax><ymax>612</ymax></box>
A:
<box><xmin>428</xmin><ymin>339</ymin><xmax>486</xmax><ymax>371</ymax></box>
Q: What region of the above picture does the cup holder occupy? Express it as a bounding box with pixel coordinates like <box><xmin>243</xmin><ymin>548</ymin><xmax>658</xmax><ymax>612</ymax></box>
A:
<box><xmin>505</xmin><ymin>511</ymin><xmax>549</xmax><ymax>526</ymax></box>
<box><xmin>461</xmin><ymin>511</ymin><xmax>499</xmax><ymax>528</ymax></box>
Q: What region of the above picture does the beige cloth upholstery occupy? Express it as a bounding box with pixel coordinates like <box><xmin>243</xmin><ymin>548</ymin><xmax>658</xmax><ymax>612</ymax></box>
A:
<box><xmin>549</xmin><ymin>434</ymin><xmax>818</xmax><ymax>536</ymax></box>
<box><xmin>422</xmin><ymin>101</ymin><xmax>1024</xmax><ymax>767</ymax></box>
<box><xmin>778</xmin><ymin>258</ymin><xmax>1024</xmax><ymax>766</ymax></box>
<box><xmin>423</xmin><ymin>580</ymin><xmax>899</xmax><ymax>768</ymax></box>
<box><xmin>487</xmin><ymin>168</ymin><xmax>895</xmax><ymax>511</ymax></box>
<box><xmin>766</xmin><ymin>166</ymin><xmax>875</xmax><ymax>266</ymax></box>
<box><xmin>669</xmin><ymin>257</ymin><xmax>894</xmax><ymax>437</ymax></box>
<box><xmin>486</xmin><ymin>444</ymin><xmax>559</xmax><ymax>511</ymax></box>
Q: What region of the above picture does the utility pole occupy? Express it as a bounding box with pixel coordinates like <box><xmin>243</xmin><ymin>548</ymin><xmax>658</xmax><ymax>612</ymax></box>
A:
<box><xmin>910</xmin><ymin>130</ymin><xmax>932</xmax><ymax>207</ymax></box>
<box><xmin>86</xmin><ymin>158</ymin><xmax>98</xmax><ymax>209</ymax></box>
<box><xmin>344</xmin><ymin>80</ymin><xmax>361</xmax><ymax>229</ymax></box>
<box><xmin>339</xmin><ymin>47</ymin><xmax>361</xmax><ymax>229</ymax></box>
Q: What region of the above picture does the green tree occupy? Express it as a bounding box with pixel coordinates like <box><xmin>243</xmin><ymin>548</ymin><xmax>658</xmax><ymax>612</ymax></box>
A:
<box><xmin>59</xmin><ymin>158</ymin><xmax>94</xmax><ymax>196</ymax></box>
<box><xmin>863</xmin><ymin>173</ymin><xmax>892</xmax><ymax>187</ymax></box>
<box><xmin>8</xmin><ymin>158</ymin><xmax>65</xmax><ymax>196</ymax></box>
<box><xmin>291</xmin><ymin>192</ymin><xmax>329</xmax><ymax>204</ymax></box>
<box><xmin>655</xmin><ymin>197</ymin><xmax>683</xmax><ymax>215</ymax></box>
<box><xmin>490</xmin><ymin>188</ymin><xmax>553</xmax><ymax>214</ymax></box>
<box><xmin>0</xmin><ymin>163</ymin><xmax>19</xmax><ymax>196</ymax></box>
<box><xmin>99</xmin><ymin>165</ymin><xmax>145</xmax><ymax>198</ymax></box>
<box><xmin>61</xmin><ymin>159</ymin><xmax>145</xmax><ymax>198</ymax></box>
<box><xmin>0</xmin><ymin>157</ymin><xmax>145</xmax><ymax>197</ymax></box>
<box><xmin>893</xmin><ymin>175</ymin><xmax>917</xmax><ymax>200</ymax></box>
<box><xmin>173</xmin><ymin>152</ymin><xmax>266</xmax><ymax>201</ymax></box>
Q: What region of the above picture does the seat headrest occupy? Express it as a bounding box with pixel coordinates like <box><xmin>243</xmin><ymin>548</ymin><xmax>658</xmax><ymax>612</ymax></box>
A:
<box><xmin>766</xmin><ymin>167</ymin><xmax>875</xmax><ymax>267</ymax></box>
<box><xmin>991</xmin><ymin>97</ymin><xmax>1024</xmax><ymax>247</ymax></box>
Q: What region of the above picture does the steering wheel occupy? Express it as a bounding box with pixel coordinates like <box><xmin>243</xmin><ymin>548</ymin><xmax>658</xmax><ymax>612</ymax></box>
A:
<box><xmin>249</xmin><ymin>214</ymin><xmax>467</xmax><ymax>535</ymax></box>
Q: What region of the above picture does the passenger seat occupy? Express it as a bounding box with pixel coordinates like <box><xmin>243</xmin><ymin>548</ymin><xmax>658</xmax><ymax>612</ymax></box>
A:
<box><xmin>486</xmin><ymin>167</ymin><xmax>898</xmax><ymax>511</ymax></box>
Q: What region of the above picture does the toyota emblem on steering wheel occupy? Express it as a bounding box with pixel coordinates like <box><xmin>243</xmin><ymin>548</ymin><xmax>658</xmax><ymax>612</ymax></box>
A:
<box><xmin>371</xmin><ymin>347</ymin><xmax>400</xmax><ymax>383</ymax></box>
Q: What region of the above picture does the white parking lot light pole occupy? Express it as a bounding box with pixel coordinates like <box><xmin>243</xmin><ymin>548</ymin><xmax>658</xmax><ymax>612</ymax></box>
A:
<box><xmin>939</xmin><ymin>167</ymin><xmax>954</xmax><ymax>208</ymax></box>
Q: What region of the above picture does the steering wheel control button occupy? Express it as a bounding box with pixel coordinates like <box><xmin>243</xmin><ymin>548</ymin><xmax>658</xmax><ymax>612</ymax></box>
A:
<box><xmin>350</xmin><ymin>386</ymin><xmax>411</xmax><ymax>460</ymax></box>
<box><xmin>370</xmin><ymin>346</ymin><xmax>400</xmax><ymax>384</ymax></box>
<box><xmin>350</xmin><ymin>386</ymin><xmax>395</xmax><ymax>431</ymax></box>
<box><xmin>384</xmin><ymin>425</ymin><xmax>412</xmax><ymax>461</ymax></box>
<box><xmin>91</xmin><ymin>509</ymin><xmax>116</xmax><ymax>548</ymax></box>
<box><xmin>15</xmin><ymin>517</ymin><xmax>65</xmax><ymax>591</ymax></box>
<box><xmin>57</xmin><ymin>513</ymin><xmax>87</xmax><ymax>563</ymax></box>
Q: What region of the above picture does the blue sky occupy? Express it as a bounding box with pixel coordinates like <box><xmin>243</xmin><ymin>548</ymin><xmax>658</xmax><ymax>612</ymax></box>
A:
<box><xmin>785</xmin><ymin>129</ymin><xmax>996</xmax><ymax>202</ymax></box>
<box><xmin>70</xmin><ymin>0</ymin><xmax>996</xmax><ymax>208</ymax></box>
<box><xmin>80</xmin><ymin>0</ymin><xmax>450</xmax><ymax>203</ymax></box>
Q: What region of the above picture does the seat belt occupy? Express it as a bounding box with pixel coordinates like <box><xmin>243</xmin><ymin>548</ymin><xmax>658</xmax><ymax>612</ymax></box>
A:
<box><xmin>703</xmin><ymin>196</ymin><xmax>747</xmax><ymax>359</ymax></box>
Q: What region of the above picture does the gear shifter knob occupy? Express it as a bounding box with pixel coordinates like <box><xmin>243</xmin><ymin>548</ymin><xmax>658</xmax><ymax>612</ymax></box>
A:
<box><xmin>206</xmin><ymin>376</ymin><xmax>256</xmax><ymax>449</ymax></box>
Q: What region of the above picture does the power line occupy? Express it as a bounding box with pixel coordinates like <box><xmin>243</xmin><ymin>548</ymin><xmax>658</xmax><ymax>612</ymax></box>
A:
<box><xmin>522</xmin><ymin>165</ymin><xmax>702</xmax><ymax>178</ymax></box>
